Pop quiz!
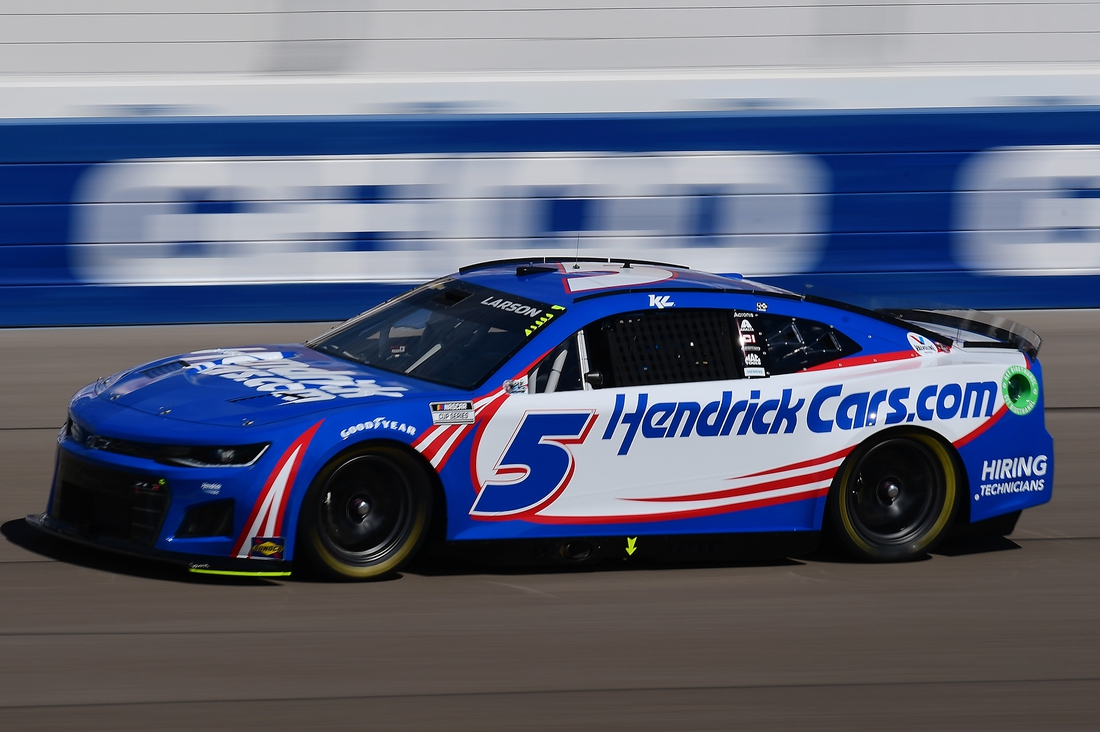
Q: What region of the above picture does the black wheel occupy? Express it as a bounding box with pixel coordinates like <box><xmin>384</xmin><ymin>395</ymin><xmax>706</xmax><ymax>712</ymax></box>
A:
<box><xmin>830</xmin><ymin>432</ymin><xmax>958</xmax><ymax>562</ymax></box>
<box><xmin>298</xmin><ymin>445</ymin><xmax>432</xmax><ymax>580</ymax></box>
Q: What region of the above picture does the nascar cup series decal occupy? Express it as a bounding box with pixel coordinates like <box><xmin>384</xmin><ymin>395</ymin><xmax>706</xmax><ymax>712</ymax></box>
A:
<box><xmin>185</xmin><ymin>348</ymin><xmax>408</xmax><ymax>404</ymax></box>
<box><xmin>430</xmin><ymin>401</ymin><xmax>476</xmax><ymax>425</ymax></box>
<box><xmin>471</xmin><ymin>370</ymin><xmax>1008</xmax><ymax>522</ymax></box>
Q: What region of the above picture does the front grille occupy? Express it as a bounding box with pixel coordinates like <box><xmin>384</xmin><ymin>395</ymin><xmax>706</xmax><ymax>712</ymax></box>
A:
<box><xmin>51</xmin><ymin>452</ymin><xmax>171</xmax><ymax>546</ymax></box>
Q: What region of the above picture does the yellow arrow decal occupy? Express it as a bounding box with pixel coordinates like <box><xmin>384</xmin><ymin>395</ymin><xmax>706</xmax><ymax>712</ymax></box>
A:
<box><xmin>625</xmin><ymin>537</ymin><xmax>638</xmax><ymax>556</ymax></box>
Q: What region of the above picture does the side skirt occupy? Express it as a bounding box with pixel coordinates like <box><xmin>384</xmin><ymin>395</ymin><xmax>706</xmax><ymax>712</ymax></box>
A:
<box><xmin>436</xmin><ymin>531</ymin><xmax>821</xmax><ymax>567</ymax></box>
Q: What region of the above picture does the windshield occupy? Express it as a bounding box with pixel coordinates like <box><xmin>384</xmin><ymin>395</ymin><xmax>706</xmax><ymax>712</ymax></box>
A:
<box><xmin>307</xmin><ymin>279</ymin><xmax>562</xmax><ymax>390</ymax></box>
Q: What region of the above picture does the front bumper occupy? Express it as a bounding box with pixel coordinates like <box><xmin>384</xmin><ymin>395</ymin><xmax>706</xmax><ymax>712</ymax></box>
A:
<box><xmin>25</xmin><ymin>512</ymin><xmax>293</xmax><ymax>577</ymax></box>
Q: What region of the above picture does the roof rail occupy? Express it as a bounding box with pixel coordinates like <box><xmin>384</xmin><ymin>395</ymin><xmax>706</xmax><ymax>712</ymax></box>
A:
<box><xmin>457</xmin><ymin>256</ymin><xmax>690</xmax><ymax>274</ymax></box>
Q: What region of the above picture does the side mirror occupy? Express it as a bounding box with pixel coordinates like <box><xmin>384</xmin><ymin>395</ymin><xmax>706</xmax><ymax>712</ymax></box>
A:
<box><xmin>584</xmin><ymin>371</ymin><xmax>604</xmax><ymax>388</ymax></box>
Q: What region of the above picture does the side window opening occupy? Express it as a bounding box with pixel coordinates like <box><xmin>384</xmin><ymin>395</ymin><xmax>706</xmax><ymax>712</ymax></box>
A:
<box><xmin>583</xmin><ymin>309</ymin><xmax>740</xmax><ymax>388</ymax></box>
<box><xmin>756</xmin><ymin>314</ymin><xmax>861</xmax><ymax>374</ymax></box>
<box><xmin>529</xmin><ymin>334</ymin><xmax>584</xmax><ymax>394</ymax></box>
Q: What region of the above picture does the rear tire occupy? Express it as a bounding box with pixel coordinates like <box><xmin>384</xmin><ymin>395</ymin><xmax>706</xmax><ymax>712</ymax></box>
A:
<box><xmin>298</xmin><ymin>445</ymin><xmax>432</xmax><ymax>580</ymax></box>
<box><xmin>830</xmin><ymin>432</ymin><xmax>958</xmax><ymax>562</ymax></box>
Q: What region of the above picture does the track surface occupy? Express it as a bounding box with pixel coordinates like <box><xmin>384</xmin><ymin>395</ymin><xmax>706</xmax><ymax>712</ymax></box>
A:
<box><xmin>1</xmin><ymin>313</ymin><xmax>1098</xmax><ymax>731</ymax></box>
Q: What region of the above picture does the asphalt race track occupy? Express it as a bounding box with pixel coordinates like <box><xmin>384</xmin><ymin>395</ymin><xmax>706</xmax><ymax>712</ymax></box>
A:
<box><xmin>1</xmin><ymin>312</ymin><xmax>1097</xmax><ymax>731</ymax></box>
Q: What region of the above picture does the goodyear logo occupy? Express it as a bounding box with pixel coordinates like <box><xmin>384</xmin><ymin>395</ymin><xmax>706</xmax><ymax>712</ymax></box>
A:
<box><xmin>250</xmin><ymin>536</ymin><xmax>285</xmax><ymax>561</ymax></box>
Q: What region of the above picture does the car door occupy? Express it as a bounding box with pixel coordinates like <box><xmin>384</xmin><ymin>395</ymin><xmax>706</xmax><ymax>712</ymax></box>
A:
<box><xmin>470</xmin><ymin>305</ymin><xmax>763</xmax><ymax>526</ymax></box>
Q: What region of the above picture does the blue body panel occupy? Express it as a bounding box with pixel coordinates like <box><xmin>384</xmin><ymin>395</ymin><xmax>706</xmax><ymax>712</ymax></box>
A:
<box><xmin>2</xmin><ymin>108</ymin><xmax>1100</xmax><ymax>325</ymax></box>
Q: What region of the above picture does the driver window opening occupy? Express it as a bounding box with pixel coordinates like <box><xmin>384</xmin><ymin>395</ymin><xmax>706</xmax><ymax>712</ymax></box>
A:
<box><xmin>529</xmin><ymin>332</ymin><xmax>586</xmax><ymax>394</ymax></box>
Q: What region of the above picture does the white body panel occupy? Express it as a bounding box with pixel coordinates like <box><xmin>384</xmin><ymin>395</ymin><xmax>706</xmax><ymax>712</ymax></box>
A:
<box><xmin>472</xmin><ymin>351</ymin><xmax>1024</xmax><ymax>522</ymax></box>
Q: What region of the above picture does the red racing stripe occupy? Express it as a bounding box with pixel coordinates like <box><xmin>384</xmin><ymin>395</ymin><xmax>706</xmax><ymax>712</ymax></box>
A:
<box><xmin>528</xmin><ymin>486</ymin><xmax>831</xmax><ymax>524</ymax></box>
<box><xmin>804</xmin><ymin>349</ymin><xmax>918</xmax><ymax>372</ymax></box>
<box><xmin>733</xmin><ymin>445</ymin><xmax>855</xmax><ymax>480</ymax></box>
<box><xmin>628</xmin><ymin>466</ymin><xmax>838</xmax><ymax>504</ymax></box>
<box><xmin>231</xmin><ymin>420</ymin><xmax>322</xmax><ymax>558</ymax></box>
<box><xmin>953</xmin><ymin>404</ymin><xmax>1008</xmax><ymax>448</ymax></box>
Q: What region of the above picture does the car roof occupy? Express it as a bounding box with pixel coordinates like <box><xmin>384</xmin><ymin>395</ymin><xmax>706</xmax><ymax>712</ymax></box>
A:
<box><xmin>452</xmin><ymin>257</ymin><xmax>794</xmax><ymax>305</ymax></box>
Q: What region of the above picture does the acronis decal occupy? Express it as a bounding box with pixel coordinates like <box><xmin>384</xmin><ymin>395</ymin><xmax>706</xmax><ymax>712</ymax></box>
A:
<box><xmin>602</xmin><ymin>381</ymin><xmax>1000</xmax><ymax>455</ymax></box>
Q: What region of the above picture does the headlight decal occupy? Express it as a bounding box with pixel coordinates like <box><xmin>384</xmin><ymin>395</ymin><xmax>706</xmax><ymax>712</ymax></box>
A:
<box><xmin>231</xmin><ymin>420</ymin><xmax>323</xmax><ymax>560</ymax></box>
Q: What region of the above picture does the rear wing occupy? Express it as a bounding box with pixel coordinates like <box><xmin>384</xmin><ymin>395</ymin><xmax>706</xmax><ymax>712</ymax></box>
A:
<box><xmin>879</xmin><ymin>309</ymin><xmax>1042</xmax><ymax>358</ymax></box>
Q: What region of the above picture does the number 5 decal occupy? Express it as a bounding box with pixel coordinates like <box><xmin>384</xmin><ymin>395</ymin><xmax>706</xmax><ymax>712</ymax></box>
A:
<box><xmin>471</xmin><ymin>411</ymin><xmax>597</xmax><ymax>517</ymax></box>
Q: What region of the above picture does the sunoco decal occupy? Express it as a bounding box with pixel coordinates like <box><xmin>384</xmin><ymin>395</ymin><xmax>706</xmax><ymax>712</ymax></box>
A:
<box><xmin>250</xmin><ymin>536</ymin><xmax>285</xmax><ymax>561</ymax></box>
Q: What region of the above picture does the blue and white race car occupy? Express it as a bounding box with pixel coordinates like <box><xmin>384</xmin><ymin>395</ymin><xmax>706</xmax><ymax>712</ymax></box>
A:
<box><xmin>30</xmin><ymin>258</ymin><xmax>1052</xmax><ymax>578</ymax></box>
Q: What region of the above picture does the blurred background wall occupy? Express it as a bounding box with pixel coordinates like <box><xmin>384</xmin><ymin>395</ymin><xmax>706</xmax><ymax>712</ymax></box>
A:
<box><xmin>3</xmin><ymin>0</ymin><xmax>1100</xmax><ymax>324</ymax></box>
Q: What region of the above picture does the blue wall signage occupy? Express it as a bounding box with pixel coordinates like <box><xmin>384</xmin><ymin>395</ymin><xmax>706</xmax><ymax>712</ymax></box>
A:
<box><xmin>3</xmin><ymin>107</ymin><xmax>1100</xmax><ymax>326</ymax></box>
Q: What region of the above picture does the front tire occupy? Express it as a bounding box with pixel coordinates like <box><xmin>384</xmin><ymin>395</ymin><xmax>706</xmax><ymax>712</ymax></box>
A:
<box><xmin>830</xmin><ymin>432</ymin><xmax>958</xmax><ymax>562</ymax></box>
<box><xmin>298</xmin><ymin>445</ymin><xmax>432</xmax><ymax>580</ymax></box>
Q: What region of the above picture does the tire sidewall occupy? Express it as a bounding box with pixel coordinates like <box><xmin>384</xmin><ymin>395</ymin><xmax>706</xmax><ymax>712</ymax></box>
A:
<box><xmin>829</xmin><ymin>430</ymin><xmax>959</xmax><ymax>562</ymax></box>
<box><xmin>299</xmin><ymin>443</ymin><xmax>432</xmax><ymax>580</ymax></box>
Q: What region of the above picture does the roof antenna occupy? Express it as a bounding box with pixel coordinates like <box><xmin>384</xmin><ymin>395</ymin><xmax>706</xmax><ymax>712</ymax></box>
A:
<box><xmin>572</xmin><ymin>231</ymin><xmax>581</xmax><ymax>269</ymax></box>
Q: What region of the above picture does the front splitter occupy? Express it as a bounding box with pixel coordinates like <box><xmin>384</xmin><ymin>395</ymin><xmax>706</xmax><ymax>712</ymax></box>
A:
<box><xmin>25</xmin><ymin>513</ymin><xmax>293</xmax><ymax>578</ymax></box>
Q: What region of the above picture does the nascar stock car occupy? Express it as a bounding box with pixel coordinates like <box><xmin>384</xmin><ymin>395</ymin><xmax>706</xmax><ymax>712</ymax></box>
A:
<box><xmin>28</xmin><ymin>258</ymin><xmax>1052</xmax><ymax>579</ymax></box>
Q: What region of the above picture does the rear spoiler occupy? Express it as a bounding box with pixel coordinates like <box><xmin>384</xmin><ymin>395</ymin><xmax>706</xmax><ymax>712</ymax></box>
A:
<box><xmin>879</xmin><ymin>309</ymin><xmax>1042</xmax><ymax>358</ymax></box>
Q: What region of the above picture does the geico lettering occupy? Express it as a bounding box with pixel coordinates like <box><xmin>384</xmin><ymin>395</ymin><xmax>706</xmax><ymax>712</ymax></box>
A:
<box><xmin>981</xmin><ymin>454</ymin><xmax>1048</xmax><ymax>481</ymax></box>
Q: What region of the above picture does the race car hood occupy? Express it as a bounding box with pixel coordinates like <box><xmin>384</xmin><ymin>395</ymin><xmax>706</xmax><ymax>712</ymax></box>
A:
<box><xmin>98</xmin><ymin>344</ymin><xmax>438</xmax><ymax>427</ymax></box>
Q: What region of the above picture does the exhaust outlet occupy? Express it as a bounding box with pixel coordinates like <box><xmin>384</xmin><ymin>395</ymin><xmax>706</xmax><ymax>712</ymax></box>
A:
<box><xmin>557</xmin><ymin>541</ymin><xmax>592</xmax><ymax>561</ymax></box>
